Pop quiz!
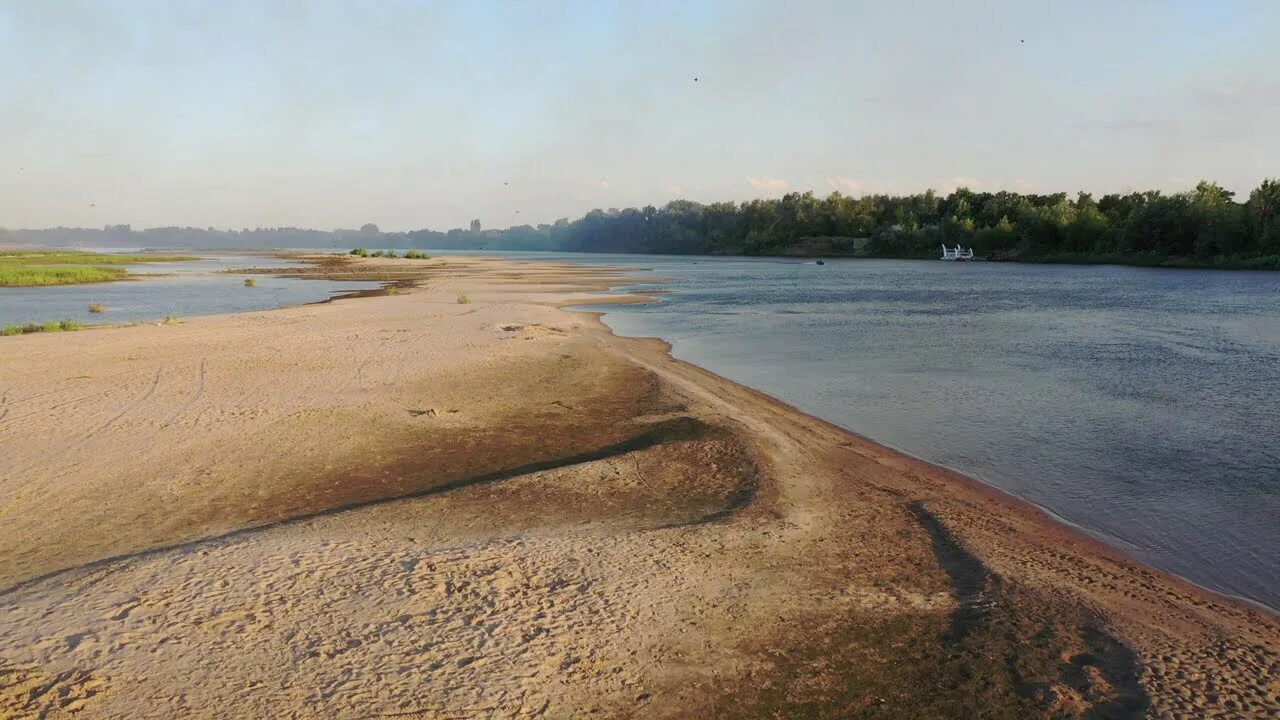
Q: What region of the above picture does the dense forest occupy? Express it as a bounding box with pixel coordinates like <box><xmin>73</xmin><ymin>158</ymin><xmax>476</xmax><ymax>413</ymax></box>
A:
<box><xmin>5</xmin><ymin>180</ymin><xmax>1279</xmax><ymax>268</ymax></box>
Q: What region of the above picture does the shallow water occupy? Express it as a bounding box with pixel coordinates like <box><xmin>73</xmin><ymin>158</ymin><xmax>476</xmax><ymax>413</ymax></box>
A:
<box><xmin>0</xmin><ymin>252</ymin><xmax>381</xmax><ymax>327</ymax></box>
<box><xmin>486</xmin><ymin>252</ymin><xmax>1280</xmax><ymax>611</ymax></box>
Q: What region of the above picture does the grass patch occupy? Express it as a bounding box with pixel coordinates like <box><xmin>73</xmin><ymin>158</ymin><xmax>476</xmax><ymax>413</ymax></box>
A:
<box><xmin>243</xmin><ymin>277</ymin><xmax>257</xmax><ymax>287</ymax></box>
<box><xmin>0</xmin><ymin>265</ymin><xmax>128</xmax><ymax>287</ymax></box>
<box><xmin>0</xmin><ymin>250</ymin><xmax>194</xmax><ymax>266</ymax></box>
<box><xmin>349</xmin><ymin>248</ymin><xmax>369</xmax><ymax>257</ymax></box>
<box><xmin>163</xmin><ymin>314</ymin><xmax>180</xmax><ymax>325</ymax></box>
<box><xmin>403</xmin><ymin>250</ymin><xmax>430</xmax><ymax>259</ymax></box>
<box><xmin>0</xmin><ymin>250</ymin><xmax>194</xmax><ymax>287</ymax></box>
<box><xmin>88</xmin><ymin>303</ymin><xmax>105</xmax><ymax>313</ymax></box>
<box><xmin>456</xmin><ymin>292</ymin><xmax>471</xmax><ymax>304</ymax></box>
<box><xmin>0</xmin><ymin>319</ymin><xmax>82</xmax><ymax>336</ymax></box>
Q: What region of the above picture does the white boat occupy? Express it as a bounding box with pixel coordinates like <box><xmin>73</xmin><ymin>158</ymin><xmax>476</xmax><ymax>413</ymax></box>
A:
<box><xmin>940</xmin><ymin>244</ymin><xmax>975</xmax><ymax>261</ymax></box>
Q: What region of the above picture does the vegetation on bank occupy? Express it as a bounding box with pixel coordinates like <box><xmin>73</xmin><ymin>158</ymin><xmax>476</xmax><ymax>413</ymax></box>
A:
<box><xmin>0</xmin><ymin>250</ymin><xmax>195</xmax><ymax>287</ymax></box>
<box><xmin>8</xmin><ymin>180</ymin><xmax>1280</xmax><ymax>270</ymax></box>
<box><xmin>2</xmin><ymin>319</ymin><xmax>83</xmax><ymax>336</ymax></box>
<box><xmin>348</xmin><ymin>248</ymin><xmax>431</xmax><ymax>259</ymax></box>
<box><xmin>0</xmin><ymin>250</ymin><xmax>194</xmax><ymax>265</ymax></box>
<box><xmin>449</xmin><ymin>179</ymin><xmax>1280</xmax><ymax>266</ymax></box>
<box><xmin>0</xmin><ymin>265</ymin><xmax>127</xmax><ymax>286</ymax></box>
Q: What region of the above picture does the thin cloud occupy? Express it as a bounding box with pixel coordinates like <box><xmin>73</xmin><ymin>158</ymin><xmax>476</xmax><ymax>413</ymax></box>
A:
<box><xmin>747</xmin><ymin>176</ymin><xmax>789</xmax><ymax>192</ymax></box>
<box><xmin>825</xmin><ymin>177</ymin><xmax>865</xmax><ymax>193</ymax></box>
<box><xmin>940</xmin><ymin>176</ymin><xmax>984</xmax><ymax>193</ymax></box>
<box><xmin>599</xmin><ymin>179</ymin><xmax>610</xmax><ymax>190</ymax></box>
<box><xmin>1100</xmin><ymin>119</ymin><xmax>1166</xmax><ymax>131</ymax></box>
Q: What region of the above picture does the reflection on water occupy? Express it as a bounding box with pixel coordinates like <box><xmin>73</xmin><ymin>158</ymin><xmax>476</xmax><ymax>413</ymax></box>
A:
<box><xmin>539</xmin><ymin>252</ymin><xmax>1279</xmax><ymax>611</ymax></box>
<box><xmin>0</xmin><ymin>252</ymin><xmax>380</xmax><ymax>327</ymax></box>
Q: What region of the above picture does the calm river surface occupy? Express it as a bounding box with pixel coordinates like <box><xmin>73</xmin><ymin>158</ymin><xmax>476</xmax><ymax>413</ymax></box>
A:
<box><xmin>514</xmin><ymin>253</ymin><xmax>1279</xmax><ymax>611</ymax></box>
<box><xmin>0</xmin><ymin>252</ymin><xmax>381</xmax><ymax>327</ymax></box>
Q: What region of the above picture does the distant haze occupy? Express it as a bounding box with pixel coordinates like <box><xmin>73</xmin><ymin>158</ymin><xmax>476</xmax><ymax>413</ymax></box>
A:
<box><xmin>2</xmin><ymin>1</ymin><xmax>1277</xmax><ymax>231</ymax></box>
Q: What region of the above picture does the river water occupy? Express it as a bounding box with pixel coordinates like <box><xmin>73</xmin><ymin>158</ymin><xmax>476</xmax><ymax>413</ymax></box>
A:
<box><xmin>0</xmin><ymin>252</ymin><xmax>381</xmax><ymax>327</ymax></box>
<box><xmin>542</xmin><ymin>253</ymin><xmax>1279</xmax><ymax>611</ymax></box>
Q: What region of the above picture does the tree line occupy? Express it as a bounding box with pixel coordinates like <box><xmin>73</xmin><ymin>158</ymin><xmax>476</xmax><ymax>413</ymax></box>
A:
<box><xmin>441</xmin><ymin>179</ymin><xmax>1279</xmax><ymax>267</ymax></box>
<box><xmin>6</xmin><ymin>180</ymin><xmax>1278</xmax><ymax>268</ymax></box>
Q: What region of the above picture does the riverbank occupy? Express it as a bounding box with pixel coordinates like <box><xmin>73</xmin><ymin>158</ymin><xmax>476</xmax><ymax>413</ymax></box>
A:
<box><xmin>0</xmin><ymin>255</ymin><xmax>1275</xmax><ymax>718</ymax></box>
<box><xmin>646</xmin><ymin>247</ymin><xmax>1280</xmax><ymax>270</ymax></box>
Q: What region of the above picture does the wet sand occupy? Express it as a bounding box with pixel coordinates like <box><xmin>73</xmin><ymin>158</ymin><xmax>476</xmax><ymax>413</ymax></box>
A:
<box><xmin>0</xmin><ymin>255</ymin><xmax>1276</xmax><ymax>718</ymax></box>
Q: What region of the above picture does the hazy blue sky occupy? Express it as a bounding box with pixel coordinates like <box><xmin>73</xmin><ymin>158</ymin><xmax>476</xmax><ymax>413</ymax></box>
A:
<box><xmin>2</xmin><ymin>1</ymin><xmax>1277</xmax><ymax>231</ymax></box>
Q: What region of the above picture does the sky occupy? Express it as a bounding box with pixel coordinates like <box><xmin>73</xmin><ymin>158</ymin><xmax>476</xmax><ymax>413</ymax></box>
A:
<box><xmin>1</xmin><ymin>0</ymin><xmax>1278</xmax><ymax>231</ymax></box>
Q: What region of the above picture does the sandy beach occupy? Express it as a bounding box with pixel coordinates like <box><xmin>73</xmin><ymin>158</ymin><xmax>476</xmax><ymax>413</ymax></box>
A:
<box><xmin>1</xmin><ymin>255</ymin><xmax>1276</xmax><ymax>719</ymax></box>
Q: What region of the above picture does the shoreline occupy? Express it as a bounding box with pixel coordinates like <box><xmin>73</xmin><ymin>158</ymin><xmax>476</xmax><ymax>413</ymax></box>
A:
<box><xmin>568</xmin><ymin>296</ymin><xmax>1275</xmax><ymax>618</ymax></box>
<box><xmin>1</xmin><ymin>255</ymin><xmax>1275</xmax><ymax>718</ymax></box>
<box><xmin>622</xmin><ymin>315</ymin><xmax>1280</xmax><ymax>618</ymax></box>
<box><xmin>571</xmin><ymin>277</ymin><xmax>1277</xmax><ymax>618</ymax></box>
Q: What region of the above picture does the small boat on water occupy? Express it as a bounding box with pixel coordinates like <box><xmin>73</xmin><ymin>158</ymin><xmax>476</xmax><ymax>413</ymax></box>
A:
<box><xmin>940</xmin><ymin>244</ymin><xmax>975</xmax><ymax>261</ymax></box>
<box><xmin>815</xmin><ymin>259</ymin><xmax>825</xmax><ymax>265</ymax></box>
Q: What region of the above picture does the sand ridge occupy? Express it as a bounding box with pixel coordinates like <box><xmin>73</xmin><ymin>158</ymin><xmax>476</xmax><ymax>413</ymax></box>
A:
<box><xmin>0</xmin><ymin>255</ymin><xmax>1277</xmax><ymax>718</ymax></box>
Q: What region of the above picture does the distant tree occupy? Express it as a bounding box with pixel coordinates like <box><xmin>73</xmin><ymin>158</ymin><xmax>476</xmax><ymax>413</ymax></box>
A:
<box><xmin>972</xmin><ymin>216</ymin><xmax>1017</xmax><ymax>254</ymax></box>
<box><xmin>1246</xmin><ymin>179</ymin><xmax>1280</xmax><ymax>255</ymax></box>
<box><xmin>1124</xmin><ymin>195</ymin><xmax>1197</xmax><ymax>255</ymax></box>
<box><xmin>470</xmin><ymin>219</ymin><xmax>481</xmax><ymax>232</ymax></box>
<box><xmin>1189</xmin><ymin>181</ymin><xmax>1246</xmax><ymax>256</ymax></box>
<box><xmin>360</xmin><ymin>223</ymin><xmax>380</xmax><ymax>234</ymax></box>
<box><xmin>1064</xmin><ymin>203</ymin><xmax>1111</xmax><ymax>253</ymax></box>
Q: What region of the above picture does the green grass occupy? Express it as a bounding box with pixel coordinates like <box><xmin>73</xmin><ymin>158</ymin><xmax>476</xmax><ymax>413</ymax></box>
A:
<box><xmin>163</xmin><ymin>314</ymin><xmax>180</xmax><ymax>325</ymax></box>
<box><xmin>403</xmin><ymin>250</ymin><xmax>430</xmax><ymax>259</ymax></box>
<box><xmin>0</xmin><ymin>318</ymin><xmax>83</xmax><ymax>337</ymax></box>
<box><xmin>244</xmin><ymin>277</ymin><xmax>257</xmax><ymax>287</ymax></box>
<box><xmin>349</xmin><ymin>248</ymin><xmax>369</xmax><ymax>257</ymax></box>
<box><xmin>0</xmin><ymin>250</ymin><xmax>195</xmax><ymax>287</ymax></box>
<box><xmin>0</xmin><ymin>265</ymin><xmax>128</xmax><ymax>287</ymax></box>
<box><xmin>88</xmin><ymin>303</ymin><xmax>105</xmax><ymax>313</ymax></box>
<box><xmin>0</xmin><ymin>250</ymin><xmax>194</xmax><ymax>266</ymax></box>
<box><xmin>456</xmin><ymin>292</ymin><xmax>471</xmax><ymax>304</ymax></box>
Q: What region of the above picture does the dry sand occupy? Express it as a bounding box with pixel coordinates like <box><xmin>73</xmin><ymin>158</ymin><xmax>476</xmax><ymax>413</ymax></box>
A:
<box><xmin>0</xmin><ymin>255</ymin><xmax>1276</xmax><ymax>719</ymax></box>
